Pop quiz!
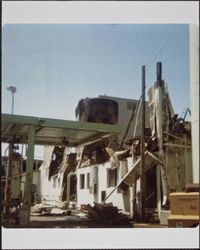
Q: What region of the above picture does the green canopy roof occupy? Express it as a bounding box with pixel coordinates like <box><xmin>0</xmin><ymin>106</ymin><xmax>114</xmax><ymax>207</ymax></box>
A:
<box><xmin>1</xmin><ymin>114</ymin><xmax>120</xmax><ymax>147</ymax></box>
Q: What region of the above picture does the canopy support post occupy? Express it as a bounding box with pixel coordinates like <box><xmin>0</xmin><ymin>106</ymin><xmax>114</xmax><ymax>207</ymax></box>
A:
<box><xmin>19</xmin><ymin>125</ymin><xmax>35</xmax><ymax>226</ymax></box>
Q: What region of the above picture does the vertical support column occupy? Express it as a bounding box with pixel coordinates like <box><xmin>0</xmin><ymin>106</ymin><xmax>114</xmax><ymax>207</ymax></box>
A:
<box><xmin>19</xmin><ymin>125</ymin><xmax>35</xmax><ymax>226</ymax></box>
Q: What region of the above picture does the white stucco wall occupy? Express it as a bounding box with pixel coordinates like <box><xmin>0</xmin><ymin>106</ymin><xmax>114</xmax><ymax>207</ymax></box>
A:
<box><xmin>77</xmin><ymin>166</ymin><xmax>95</xmax><ymax>206</ymax></box>
<box><xmin>40</xmin><ymin>171</ymin><xmax>65</xmax><ymax>204</ymax></box>
<box><xmin>77</xmin><ymin>157</ymin><xmax>133</xmax><ymax>213</ymax></box>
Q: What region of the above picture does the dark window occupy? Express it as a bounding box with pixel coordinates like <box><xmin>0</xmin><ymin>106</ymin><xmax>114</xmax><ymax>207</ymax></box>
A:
<box><xmin>87</xmin><ymin>173</ymin><xmax>90</xmax><ymax>189</ymax></box>
<box><xmin>70</xmin><ymin>175</ymin><xmax>77</xmax><ymax>198</ymax></box>
<box><xmin>101</xmin><ymin>191</ymin><xmax>106</xmax><ymax>201</ymax></box>
<box><xmin>87</xmin><ymin>98</ymin><xmax>118</xmax><ymax>124</ymax></box>
<box><xmin>107</xmin><ymin>168</ymin><xmax>118</xmax><ymax>187</ymax></box>
<box><xmin>80</xmin><ymin>174</ymin><xmax>85</xmax><ymax>189</ymax></box>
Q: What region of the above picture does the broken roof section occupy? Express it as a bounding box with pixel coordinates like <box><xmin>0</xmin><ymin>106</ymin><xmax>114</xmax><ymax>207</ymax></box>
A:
<box><xmin>1</xmin><ymin>114</ymin><xmax>120</xmax><ymax>147</ymax></box>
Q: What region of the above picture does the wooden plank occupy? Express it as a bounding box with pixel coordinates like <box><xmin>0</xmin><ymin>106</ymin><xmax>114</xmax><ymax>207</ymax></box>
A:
<box><xmin>133</xmin><ymin>223</ymin><xmax>168</xmax><ymax>228</ymax></box>
<box><xmin>170</xmin><ymin>192</ymin><xmax>199</xmax><ymax>215</ymax></box>
<box><xmin>168</xmin><ymin>214</ymin><xmax>199</xmax><ymax>227</ymax></box>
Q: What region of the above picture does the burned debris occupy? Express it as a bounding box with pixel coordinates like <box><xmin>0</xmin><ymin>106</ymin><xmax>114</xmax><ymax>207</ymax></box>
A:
<box><xmin>85</xmin><ymin>202</ymin><xmax>131</xmax><ymax>226</ymax></box>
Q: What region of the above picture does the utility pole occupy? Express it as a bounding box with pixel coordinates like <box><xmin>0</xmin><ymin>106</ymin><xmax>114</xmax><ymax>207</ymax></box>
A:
<box><xmin>140</xmin><ymin>65</ymin><xmax>146</xmax><ymax>221</ymax></box>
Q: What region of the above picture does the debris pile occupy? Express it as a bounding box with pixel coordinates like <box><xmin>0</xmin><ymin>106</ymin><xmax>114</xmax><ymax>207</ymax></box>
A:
<box><xmin>31</xmin><ymin>203</ymin><xmax>71</xmax><ymax>216</ymax></box>
<box><xmin>85</xmin><ymin>202</ymin><xmax>131</xmax><ymax>226</ymax></box>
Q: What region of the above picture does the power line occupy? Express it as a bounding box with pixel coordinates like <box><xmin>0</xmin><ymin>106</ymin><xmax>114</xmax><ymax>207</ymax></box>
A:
<box><xmin>145</xmin><ymin>26</ymin><xmax>169</xmax><ymax>69</ymax></box>
<box><xmin>146</xmin><ymin>27</ymin><xmax>177</xmax><ymax>73</ymax></box>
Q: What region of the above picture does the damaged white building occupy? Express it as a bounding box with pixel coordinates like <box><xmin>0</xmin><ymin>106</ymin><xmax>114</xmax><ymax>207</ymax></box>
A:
<box><xmin>36</xmin><ymin>62</ymin><xmax>192</xmax><ymax>224</ymax></box>
<box><xmin>75</xmin><ymin>62</ymin><xmax>192</xmax><ymax>222</ymax></box>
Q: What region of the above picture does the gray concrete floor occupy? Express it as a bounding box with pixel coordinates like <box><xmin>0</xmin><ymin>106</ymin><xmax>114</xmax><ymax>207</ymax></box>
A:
<box><xmin>3</xmin><ymin>212</ymin><xmax>133</xmax><ymax>228</ymax></box>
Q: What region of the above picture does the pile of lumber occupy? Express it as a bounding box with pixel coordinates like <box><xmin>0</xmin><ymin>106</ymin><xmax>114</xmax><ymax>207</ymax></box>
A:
<box><xmin>85</xmin><ymin>202</ymin><xmax>130</xmax><ymax>225</ymax></box>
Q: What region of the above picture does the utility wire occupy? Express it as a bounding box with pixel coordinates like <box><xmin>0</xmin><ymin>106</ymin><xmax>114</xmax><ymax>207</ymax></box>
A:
<box><xmin>145</xmin><ymin>26</ymin><xmax>169</xmax><ymax>69</ymax></box>
<box><xmin>146</xmin><ymin>27</ymin><xmax>177</xmax><ymax>73</ymax></box>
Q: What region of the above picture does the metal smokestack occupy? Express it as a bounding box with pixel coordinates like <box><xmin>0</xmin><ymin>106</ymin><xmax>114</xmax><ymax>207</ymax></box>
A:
<box><xmin>157</xmin><ymin>62</ymin><xmax>162</xmax><ymax>81</ymax></box>
<box><xmin>156</xmin><ymin>62</ymin><xmax>164</xmax><ymax>87</ymax></box>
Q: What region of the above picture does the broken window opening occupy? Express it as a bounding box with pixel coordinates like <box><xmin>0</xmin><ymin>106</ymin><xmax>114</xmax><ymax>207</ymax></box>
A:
<box><xmin>81</xmin><ymin>140</ymin><xmax>110</xmax><ymax>166</ymax></box>
<box><xmin>61</xmin><ymin>153</ymin><xmax>77</xmax><ymax>201</ymax></box>
<box><xmin>48</xmin><ymin>146</ymin><xmax>65</xmax><ymax>180</ymax></box>
<box><xmin>101</xmin><ymin>191</ymin><xmax>106</xmax><ymax>201</ymax></box>
<box><xmin>107</xmin><ymin>168</ymin><xmax>118</xmax><ymax>188</ymax></box>
<box><xmin>76</xmin><ymin>98</ymin><xmax>118</xmax><ymax>125</ymax></box>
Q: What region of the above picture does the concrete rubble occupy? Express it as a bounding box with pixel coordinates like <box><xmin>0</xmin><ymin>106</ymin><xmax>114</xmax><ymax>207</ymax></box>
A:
<box><xmin>27</xmin><ymin>201</ymin><xmax>132</xmax><ymax>228</ymax></box>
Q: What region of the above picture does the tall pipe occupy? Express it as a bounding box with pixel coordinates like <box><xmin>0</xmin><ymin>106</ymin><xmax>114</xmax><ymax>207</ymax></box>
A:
<box><xmin>157</xmin><ymin>62</ymin><xmax>162</xmax><ymax>82</ymax></box>
<box><xmin>156</xmin><ymin>62</ymin><xmax>164</xmax><ymax>87</ymax></box>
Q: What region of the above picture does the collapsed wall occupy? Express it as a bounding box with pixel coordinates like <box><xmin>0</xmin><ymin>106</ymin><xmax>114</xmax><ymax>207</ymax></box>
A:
<box><xmin>39</xmin><ymin>146</ymin><xmax>77</xmax><ymax>207</ymax></box>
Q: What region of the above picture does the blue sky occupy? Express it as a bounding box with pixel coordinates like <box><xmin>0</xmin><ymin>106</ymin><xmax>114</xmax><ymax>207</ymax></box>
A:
<box><xmin>2</xmin><ymin>24</ymin><xmax>190</xmax><ymax>157</ymax></box>
<box><xmin>2</xmin><ymin>24</ymin><xmax>190</xmax><ymax>121</ymax></box>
